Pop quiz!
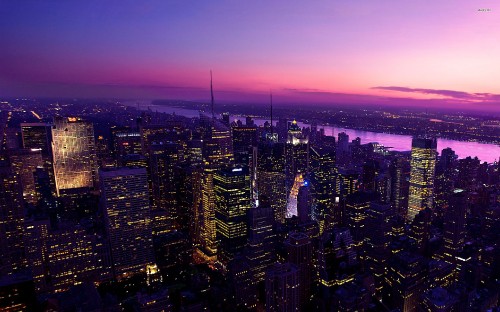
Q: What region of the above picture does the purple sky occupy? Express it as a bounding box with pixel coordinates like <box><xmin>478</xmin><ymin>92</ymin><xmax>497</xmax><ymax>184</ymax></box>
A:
<box><xmin>1</xmin><ymin>1</ymin><xmax>500</xmax><ymax>112</ymax></box>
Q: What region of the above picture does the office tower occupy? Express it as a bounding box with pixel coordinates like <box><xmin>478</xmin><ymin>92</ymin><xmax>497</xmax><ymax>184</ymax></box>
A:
<box><xmin>335</xmin><ymin>169</ymin><xmax>360</xmax><ymax>198</ymax></box>
<box><xmin>149</xmin><ymin>142</ymin><xmax>183</xmax><ymax>228</ymax></box>
<box><xmin>285</xmin><ymin>232</ymin><xmax>313</xmax><ymax>309</ymax></box>
<box><xmin>99</xmin><ymin>168</ymin><xmax>155</xmax><ymax>280</ymax></box>
<box><xmin>0</xmin><ymin>162</ymin><xmax>26</xmax><ymax>276</ymax></box>
<box><xmin>407</xmin><ymin>137</ymin><xmax>437</xmax><ymax>221</ymax></box>
<box><xmin>257</xmin><ymin>142</ymin><xmax>287</xmax><ymax>223</ymax></box>
<box><xmin>275</xmin><ymin>117</ymin><xmax>288</xmax><ymax>143</ymax></box>
<box><xmin>246</xmin><ymin>206</ymin><xmax>276</xmax><ymax>282</ymax></box>
<box><xmin>96</xmin><ymin>135</ymin><xmax>114</xmax><ymax>168</ymax></box>
<box><xmin>214</xmin><ymin>167</ymin><xmax>251</xmax><ymax>263</ymax></box>
<box><xmin>139</xmin><ymin>122</ymin><xmax>189</xmax><ymax>157</ymax></box>
<box><xmin>456</xmin><ymin>156</ymin><xmax>481</xmax><ymax>192</ymax></box>
<box><xmin>408</xmin><ymin>208</ymin><xmax>432</xmax><ymax>254</ymax></box>
<box><xmin>310</xmin><ymin>146</ymin><xmax>336</xmax><ymax>211</ymax></box>
<box><xmin>45</xmin><ymin>226</ymin><xmax>102</xmax><ymax>293</ymax></box>
<box><xmin>200</xmin><ymin>167</ymin><xmax>218</xmax><ymax>260</ymax></box>
<box><xmin>231</xmin><ymin>124</ymin><xmax>257</xmax><ymax>165</ymax></box>
<box><xmin>337</xmin><ymin>132</ymin><xmax>350</xmax><ymax>166</ymax></box>
<box><xmin>440</xmin><ymin>148</ymin><xmax>457</xmax><ymax>171</ymax></box>
<box><xmin>202</xmin><ymin>118</ymin><xmax>234</xmax><ymax>166</ymax></box>
<box><xmin>441</xmin><ymin>189</ymin><xmax>467</xmax><ymax>265</ymax></box>
<box><xmin>8</xmin><ymin>148</ymin><xmax>44</xmax><ymax>204</ymax></box>
<box><xmin>435</xmin><ymin>148</ymin><xmax>457</xmax><ymax>213</ymax></box>
<box><xmin>186</xmin><ymin>139</ymin><xmax>203</xmax><ymax>166</ymax></box>
<box><xmin>390</xmin><ymin>157</ymin><xmax>410</xmax><ymax>217</ymax></box>
<box><xmin>384</xmin><ymin>252</ymin><xmax>428</xmax><ymax>312</ymax></box>
<box><xmin>140</xmin><ymin>125</ymin><xmax>166</xmax><ymax>158</ymax></box>
<box><xmin>24</xmin><ymin>219</ymin><xmax>50</xmax><ymax>294</ymax></box>
<box><xmin>297</xmin><ymin>182</ymin><xmax>313</xmax><ymax>223</ymax></box>
<box><xmin>364</xmin><ymin>202</ymin><xmax>394</xmax><ymax>296</ymax></box>
<box><xmin>52</xmin><ymin>116</ymin><xmax>97</xmax><ymax>195</ymax></box>
<box><xmin>188</xmin><ymin>167</ymin><xmax>204</xmax><ymax>249</ymax></box>
<box><xmin>362</xmin><ymin>160</ymin><xmax>379</xmax><ymax>191</ymax></box>
<box><xmin>265</xmin><ymin>263</ymin><xmax>300</xmax><ymax>312</ymax></box>
<box><xmin>111</xmin><ymin>126</ymin><xmax>142</xmax><ymax>159</ymax></box>
<box><xmin>318</xmin><ymin>228</ymin><xmax>358</xmax><ymax>288</ymax></box>
<box><xmin>20</xmin><ymin>122</ymin><xmax>52</xmax><ymax>153</ymax></box>
<box><xmin>153</xmin><ymin>231</ymin><xmax>191</xmax><ymax>283</ymax></box>
<box><xmin>20</xmin><ymin>122</ymin><xmax>56</xmax><ymax>196</ymax></box>
<box><xmin>345</xmin><ymin>191</ymin><xmax>378</xmax><ymax>245</ymax></box>
<box><xmin>375</xmin><ymin>171</ymin><xmax>392</xmax><ymax>203</ymax></box>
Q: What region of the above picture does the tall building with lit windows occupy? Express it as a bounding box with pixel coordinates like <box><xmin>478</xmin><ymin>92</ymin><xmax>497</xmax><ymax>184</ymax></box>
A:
<box><xmin>0</xmin><ymin>162</ymin><xmax>26</xmax><ymax>276</ymax></box>
<box><xmin>202</xmin><ymin>118</ymin><xmax>234</xmax><ymax>166</ymax></box>
<box><xmin>257</xmin><ymin>141</ymin><xmax>287</xmax><ymax>223</ymax></box>
<box><xmin>8</xmin><ymin>148</ymin><xmax>44</xmax><ymax>204</ymax></box>
<box><xmin>200</xmin><ymin>167</ymin><xmax>218</xmax><ymax>260</ymax></box>
<box><xmin>407</xmin><ymin>137</ymin><xmax>437</xmax><ymax>221</ymax></box>
<box><xmin>20</xmin><ymin>122</ymin><xmax>52</xmax><ymax>156</ymax></box>
<box><xmin>214</xmin><ymin>167</ymin><xmax>251</xmax><ymax>263</ymax></box>
<box><xmin>246</xmin><ymin>206</ymin><xmax>276</xmax><ymax>282</ymax></box>
<box><xmin>99</xmin><ymin>167</ymin><xmax>155</xmax><ymax>280</ymax></box>
<box><xmin>441</xmin><ymin>189</ymin><xmax>467</xmax><ymax>265</ymax></box>
<box><xmin>52</xmin><ymin>117</ymin><xmax>97</xmax><ymax>195</ymax></box>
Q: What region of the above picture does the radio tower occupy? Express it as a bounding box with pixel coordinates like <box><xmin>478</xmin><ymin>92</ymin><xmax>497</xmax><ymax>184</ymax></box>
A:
<box><xmin>270</xmin><ymin>91</ymin><xmax>273</xmax><ymax>135</ymax></box>
<box><xmin>210</xmin><ymin>70</ymin><xmax>215</xmax><ymax>119</ymax></box>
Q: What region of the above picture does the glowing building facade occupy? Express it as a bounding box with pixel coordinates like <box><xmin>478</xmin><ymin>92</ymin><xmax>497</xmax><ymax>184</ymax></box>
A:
<box><xmin>407</xmin><ymin>137</ymin><xmax>437</xmax><ymax>221</ymax></box>
<box><xmin>214</xmin><ymin>167</ymin><xmax>251</xmax><ymax>263</ymax></box>
<box><xmin>99</xmin><ymin>167</ymin><xmax>155</xmax><ymax>280</ymax></box>
<box><xmin>52</xmin><ymin>117</ymin><xmax>97</xmax><ymax>195</ymax></box>
<box><xmin>286</xmin><ymin>173</ymin><xmax>304</xmax><ymax>217</ymax></box>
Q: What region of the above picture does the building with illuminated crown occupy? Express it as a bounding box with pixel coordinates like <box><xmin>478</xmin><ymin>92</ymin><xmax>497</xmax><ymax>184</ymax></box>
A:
<box><xmin>407</xmin><ymin>137</ymin><xmax>437</xmax><ymax>221</ymax></box>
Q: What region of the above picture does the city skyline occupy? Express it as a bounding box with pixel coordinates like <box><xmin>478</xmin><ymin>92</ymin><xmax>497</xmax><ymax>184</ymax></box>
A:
<box><xmin>1</xmin><ymin>1</ymin><xmax>500</xmax><ymax>113</ymax></box>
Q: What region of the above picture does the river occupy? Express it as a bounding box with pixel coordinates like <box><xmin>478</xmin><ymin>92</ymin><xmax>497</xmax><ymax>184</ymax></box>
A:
<box><xmin>126</xmin><ymin>101</ymin><xmax>500</xmax><ymax>163</ymax></box>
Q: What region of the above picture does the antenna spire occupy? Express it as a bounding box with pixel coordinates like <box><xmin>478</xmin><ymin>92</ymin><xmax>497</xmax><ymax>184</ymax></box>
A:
<box><xmin>210</xmin><ymin>70</ymin><xmax>215</xmax><ymax>119</ymax></box>
<box><xmin>270</xmin><ymin>91</ymin><xmax>273</xmax><ymax>135</ymax></box>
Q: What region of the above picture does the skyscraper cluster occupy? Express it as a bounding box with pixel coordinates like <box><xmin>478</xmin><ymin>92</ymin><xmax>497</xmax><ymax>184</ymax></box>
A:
<box><xmin>0</xmin><ymin>103</ymin><xmax>499</xmax><ymax>311</ymax></box>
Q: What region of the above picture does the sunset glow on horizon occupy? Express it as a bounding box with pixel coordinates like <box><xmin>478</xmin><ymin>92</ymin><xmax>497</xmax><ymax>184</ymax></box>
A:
<box><xmin>1</xmin><ymin>1</ymin><xmax>500</xmax><ymax>112</ymax></box>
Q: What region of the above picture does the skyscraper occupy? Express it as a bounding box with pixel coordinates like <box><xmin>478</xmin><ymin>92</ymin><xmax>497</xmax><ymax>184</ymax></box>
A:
<box><xmin>202</xmin><ymin>118</ymin><xmax>234</xmax><ymax>166</ymax></box>
<box><xmin>284</xmin><ymin>232</ymin><xmax>313</xmax><ymax>309</ymax></box>
<box><xmin>52</xmin><ymin>117</ymin><xmax>97</xmax><ymax>195</ymax></box>
<box><xmin>8</xmin><ymin>148</ymin><xmax>44</xmax><ymax>204</ymax></box>
<box><xmin>265</xmin><ymin>263</ymin><xmax>300</xmax><ymax>312</ymax></box>
<box><xmin>441</xmin><ymin>189</ymin><xmax>467</xmax><ymax>265</ymax></box>
<box><xmin>99</xmin><ymin>167</ymin><xmax>155</xmax><ymax>280</ymax></box>
<box><xmin>257</xmin><ymin>142</ymin><xmax>287</xmax><ymax>223</ymax></box>
<box><xmin>390</xmin><ymin>156</ymin><xmax>410</xmax><ymax>217</ymax></box>
<box><xmin>0</xmin><ymin>162</ymin><xmax>26</xmax><ymax>276</ymax></box>
<box><xmin>199</xmin><ymin>167</ymin><xmax>218</xmax><ymax>260</ymax></box>
<box><xmin>20</xmin><ymin>122</ymin><xmax>52</xmax><ymax>153</ymax></box>
<box><xmin>246</xmin><ymin>206</ymin><xmax>276</xmax><ymax>282</ymax></box>
<box><xmin>407</xmin><ymin>137</ymin><xmax>437</xmax><ymax>221</ymax></box>
<box><xmin>214</xmin><ymin>167</ymin><xmax>251</xmax><ymax>263</ymax></box>
<box><xmin>297</xmin><ymin>182</ymin><xmax>313</xmax><ymax>223</ymax></box>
